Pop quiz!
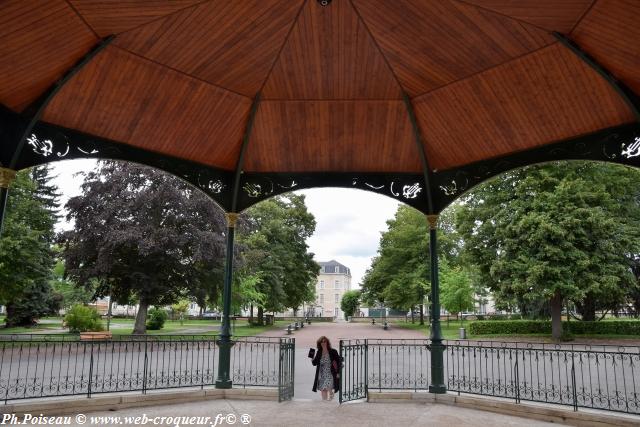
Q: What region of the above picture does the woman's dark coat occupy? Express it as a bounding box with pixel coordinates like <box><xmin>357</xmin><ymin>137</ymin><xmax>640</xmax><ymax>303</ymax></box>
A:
<box><xmin>311</xmin><ymin>347</ymin><xmax>342</xmax><ymax>393</ymax></box>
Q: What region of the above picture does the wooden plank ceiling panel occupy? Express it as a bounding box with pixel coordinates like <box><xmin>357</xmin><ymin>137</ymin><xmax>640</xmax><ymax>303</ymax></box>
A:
<box><xmin>413</xmin><ymin>43</ymin><xmax>635</xmax><ymax>171</ymax></box>
<box><xmin>68</xmin><ymin>0</ymin><xmax>203</xmax><ymax>37</ymax></box>
<box><xmin>42</xmin><ymin>46</ymin><xmax>251</xmax><ymax>170</ymax></box>
<box><xmin>352</xmin><ymin>0</ymin><xmax>554</xmax><ymax>97</ymax></box>
<box><xmin>456</xmin><ymin>0</ymin><xmax>594</xmax><ymax>33</ymax></box>
<box><xmin>245</xmin><ymin>101</ymin><xmax>421</xmax><ymax>173</ymax></box>
<box><xmin>0</xmin><ymin>0</ymin><xmax>98</xmax><ymax>111</ymax></box>
<box><xmin>115</xmin><ymin>0</ymin><xmax>303</xmax><ymax>97</ymax></box>
<box><xmin>572</xmin><ymin>0</ymin><xmax>640</xmax><ymax>94</ymax></box>
<box><xmin>262</xmin><ymin>0</ymin><xmax>402</xmax><ymax>99</ymax></box>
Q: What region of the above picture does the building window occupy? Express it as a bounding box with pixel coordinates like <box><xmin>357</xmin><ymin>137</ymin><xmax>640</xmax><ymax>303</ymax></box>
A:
<box><xmin>320</xmin><ymin>294</ymin><xmax>324</xmax><ymax>304</ymax></box>
<box><xmin>320</xmin><ymin>280</ymin><xmax>324</xmax><ymax>289</ymax></box>
<box><xmin>335</xmin><ymin>266</ymin><xmax>339</xmax><ymax>273</ymax></box>
<box><xmin>335</xmin><ymin>280</ymin><xmax>340</xmax><ymax>289</ymax></box>
<box><xmin>335</xmin><ymin>308</ymin><xmax>339</xmax><ymax>316</ymax></box>
<box><xmin>335</xmin><ymin>294</ymin><xmax>339</xmax><ymax>303</ymax></box>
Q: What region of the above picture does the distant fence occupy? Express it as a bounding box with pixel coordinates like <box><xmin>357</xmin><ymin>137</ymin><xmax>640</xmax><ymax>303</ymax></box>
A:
<box><xmin>340</xmin><ymin>339</ymin><xmax>640</xmax><ymax>415</ymax></box>
<box><xmin>0</xmin><ymin>335</ymin><xmax>294</xmax><ymax>403</ymax></box>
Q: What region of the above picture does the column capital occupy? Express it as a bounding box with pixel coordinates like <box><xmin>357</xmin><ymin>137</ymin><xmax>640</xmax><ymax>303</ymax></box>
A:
<box><xmin>426</xmin><ymin>214</ymin><xmax>439</xmax><ymax>230</ymax></box>
<box><xmin>225</xmin><ymin>212</ymin><xmax>239</xmax><ymax>228</ymax></box>
<box><xmin>0</xmin><ymin>168</ymin><xmax>16</xmax><ymax>189</ymax></box>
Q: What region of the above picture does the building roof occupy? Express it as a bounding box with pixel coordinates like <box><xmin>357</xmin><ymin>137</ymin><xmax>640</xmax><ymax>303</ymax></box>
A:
<box><xmin>1</xmin><ymin>1</ymin><xmax>639</xmax><ymax>214</ymax></box>
<box><xmin>318</xmin><ymin>260</ymin><xmax>351</xmax><ymax>276</ymax></box>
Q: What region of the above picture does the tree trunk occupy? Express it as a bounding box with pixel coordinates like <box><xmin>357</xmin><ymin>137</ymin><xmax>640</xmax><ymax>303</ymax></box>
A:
<box><xmin>133</xmin><ymin>300</ymin><xmax>149</xmax><ymax>334</ymax></box>
<box><xmin>575</xmin><ymin>294</ymin><xmax>596</xmax><ymax>321</ymax></box>
<box><xmin>257</xmin><ymin>306</ymin><xmax>264</xmax><ymax>326</ymax></box>
<box><xmin>419</xmin><ymin>304</ymin><xmax>424</xmax><ymax>326</ymax></box>
<box><xmin>550</xmin><ymin>291</ymin><xmax>563</xmax><ymax>341</ymax></box>
<box><xmin>249</xmin><ymin>304</ymin><xmax>254</xmax><ymax>322</ymax></box>
<box><xmin>198</xmin><ymin>306</ymin><xmax>203</xmax><ymax>319</ymax></box>
<box><xmin>411</xmin><ymin>305</ymin><xmax>415</xmax><ymax>323</ymax></box>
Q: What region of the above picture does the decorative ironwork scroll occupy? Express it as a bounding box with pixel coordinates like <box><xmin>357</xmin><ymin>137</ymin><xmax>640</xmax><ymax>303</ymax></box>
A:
<box><xmin>237</xmin><ymin>173</ymin><xmax>429</xmax><ymax>213</ymax></box>
<box><xmin>7</xmin><ymin>114</ymin><xmax>235</xmax><ymax>212</ymax></box>
<box><xmin>432</xmin><ymin>123</ymin><xmax>640</xmax><ymax>213</ymax></box>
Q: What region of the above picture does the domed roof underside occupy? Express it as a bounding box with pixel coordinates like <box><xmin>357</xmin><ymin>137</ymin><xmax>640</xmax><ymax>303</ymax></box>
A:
<box><xmin>1</xmin><ymin>0</ymin><xmax>638</xmax><ymax>182</ymax></box>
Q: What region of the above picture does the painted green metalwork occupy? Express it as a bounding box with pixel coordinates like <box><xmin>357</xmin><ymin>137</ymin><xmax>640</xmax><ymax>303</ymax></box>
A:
<box><xmin>216</xmin><ymin>92</ymin><xmax>262</xmax><ymax>389</ymax></box>
<box><xmin>427</xmin><ymin>218</ymin><xmax>446</xmax><ymax>393</ymax></box>
<box><xmin>10</xmin><ymin>36</ymin><xmax>115</xmax><ymax>170</ymax></box>
<box><xmin>215</xmin><ymin>216</ymin><xmax>237</xmax><ymax>389</ymax></box>
<box><xmin>402</xmin><ymin>92</ymin><xmax>435</xmax><ymax>214</ymax></box>
<box><xmin>431</xmin><ymin>123</ymin><xmax>640</xmax><ymax>213</ymax></box>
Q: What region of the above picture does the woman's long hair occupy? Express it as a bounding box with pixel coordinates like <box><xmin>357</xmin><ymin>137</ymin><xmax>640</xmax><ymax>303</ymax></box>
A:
<box><xmin>316</xmin><ymin>336</ymin><xmax>332</xmax><ymax>351</ymax></box>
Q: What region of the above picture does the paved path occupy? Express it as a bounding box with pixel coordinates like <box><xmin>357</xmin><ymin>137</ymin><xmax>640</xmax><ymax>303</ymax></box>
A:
<box><xmin>257</xmin><ymin>321</ymin><xmax>425</xmax><ymax>400</ymax></box>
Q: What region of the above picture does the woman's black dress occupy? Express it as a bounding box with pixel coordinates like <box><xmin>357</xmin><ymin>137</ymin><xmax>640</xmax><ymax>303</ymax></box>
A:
<box><xmin>311</xmin><ymin>347</ymin><xmax>342</xmax><ymax>393</ymax></box>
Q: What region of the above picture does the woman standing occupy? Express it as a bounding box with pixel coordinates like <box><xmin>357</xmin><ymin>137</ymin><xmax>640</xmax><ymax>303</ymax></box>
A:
<box><xmin>311</xmin><ymin>336</ymin><xmax>342</xmax><ymax>400</ymax></box>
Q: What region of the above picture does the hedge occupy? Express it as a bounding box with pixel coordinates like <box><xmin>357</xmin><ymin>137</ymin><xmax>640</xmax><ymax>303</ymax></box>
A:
<box><xmin>468</xmin><ymin>320</ymin><xmax>640</xmax><ymax>336</ymax></box>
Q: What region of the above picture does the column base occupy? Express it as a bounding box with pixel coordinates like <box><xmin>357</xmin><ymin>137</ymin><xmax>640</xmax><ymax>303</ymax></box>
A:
<box><xmin>215</xmin><ymin>379</ymin><xmax>233</xmax><ymax>389</ymax></box>
<box><xmin>429</xmin><ymin>384</ymin><xmax>447</xmax><ymax>394</ymax></box>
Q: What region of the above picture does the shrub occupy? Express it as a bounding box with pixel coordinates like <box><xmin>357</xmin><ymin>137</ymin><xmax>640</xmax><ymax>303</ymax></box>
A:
<box><xmin>468</xmin><ymin>320</ymin><xmax>640</xmax><ymax>336</ymax></box>
<box><xmin>146</xmin><ymin>307</ymin><xmax>168</xmax><ymax>330</ymax></box>
<box><xmin>509</xmin><ymin>314</ymin><xmax>522</xmax><ymax>320</ymax></box>
<box><xmin>476</xmin><ymin>315</ymin><xmax>485</xmax><ymax>321</ymax></box>
<box><xmin>64</xmin><ymin>305</ymin><xmax>104</xmax><ymax>333</ymax></box>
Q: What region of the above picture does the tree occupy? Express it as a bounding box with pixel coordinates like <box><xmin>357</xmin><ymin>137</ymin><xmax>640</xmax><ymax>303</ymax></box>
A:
<box><xmin>456</xmin><ymin>162</ymin><xmax>640</xmax><ymax>339</ymax></box>
<box><xmin>361</xmin><ymin>205</ymin><xmax>460</xmax><ymax>325</ymax></box>
<box><xmin>340</xmin><ymin>290</ymin><xmax>360</xmax><ymax>319</ymax></box>
<box><xmin>60</xmin><ymin>161</ymin><xmax>227</xmax><ymax>334</ymax></box>
<box><xmin>0</xmin><ymin>167</ymin><xmax>59</xmax><ymax>326</ymax></box>
<box><xmin>440</xmin><ymin>265</ymin><xmax>474</xmax><ymax>325</ymax></box>
<box><xmin>237</xmin><ymin>194</ymin><xmax>319</xmax><ymax>324</ymax></box>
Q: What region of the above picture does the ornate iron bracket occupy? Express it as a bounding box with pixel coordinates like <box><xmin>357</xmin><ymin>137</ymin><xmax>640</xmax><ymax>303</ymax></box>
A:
<box><xmin>0</xmin><ymin>167</ymin><xmax>16</xmax><ymax>189</ymax></box>
<box><xmin>230</xmin><ymin>93</ymin><xmax>261</xmax><ymax>213</ymax></box>
<box><xmin>9</xmin><ymin>36</ymin><xmax>115</xmax><ymax>169</ymax></box>
<box><xmin>0</xmin><ymin>107</ymin><xmax>234</xmax><ymax>211</ymax></box>
<box><xmin>431</xmin><ymin>123</ymin><xmax>640</xmax><ymax>213</ymax></box>
<box><xmin>403</xmin><ymin>92</ymin><xmax>436</xmax><ymax>213</ymax></box>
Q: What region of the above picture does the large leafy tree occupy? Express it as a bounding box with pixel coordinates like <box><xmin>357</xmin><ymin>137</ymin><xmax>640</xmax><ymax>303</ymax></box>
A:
<box><xmin>361</xmin><ymin>205</ymin><xmax>460</xmax><ymax>325</ymax></box>
<box><xmin>340</xmin><ymin>290</ymin><xmax>361</xmax><ymax>319</ymax></box>
<box><xmin>440</xmin><ymin>264</ymin><xmax>475</xmax><ymax>324</ymax></box>
<box><xmin>237</xmin><ymin>194</ymin><xmax>318</xmax><ymax>324</ymax></box>
<box><xmin>60</xmin><ymin>161</ymin><xmax>227</xmax><ymax>334</ymax></box>
<box><xmin>0</xmin><ymin>166</ymin><xmax>60</xmax><ymax>326</ymax></box>
<box><xmin>456</xmin><ymin>162</ymin><xmax>640</xmax><ymax>339</ymax></box>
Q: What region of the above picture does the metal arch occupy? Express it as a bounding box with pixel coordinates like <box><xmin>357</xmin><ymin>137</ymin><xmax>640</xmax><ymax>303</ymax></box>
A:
<box><xmin>1</xmin><ymin>108</ymin><xmax>234</xmax><ymax>211</ymax></box>
<box><xmin>431</xmin><ymin>122</ymin><xmax>640</xmax><ymax>213</ymax></box>
<box><xmin>553</xmin><ymin>32</ymin><xmax>640</xmax><ymax>122</ymax></box>
<box><xmin>402</xmin><ymin>93</ymin><xmax>436</xmax><ymax>214</ymax></box>
<box><xmin>9</xmin><ymin>35</ymin><xmax>115</xmax><ymax>169</ymax></box>
<box><xmin>231</xmin><ymin>93</ymin><xmax>262</xmax><ymax>212</ymax></box>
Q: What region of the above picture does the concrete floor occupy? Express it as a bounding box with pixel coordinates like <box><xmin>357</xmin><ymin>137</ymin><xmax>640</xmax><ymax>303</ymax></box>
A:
<box><xmin>59</xmin><ymin>398</ymin><xmax>562</xmax><ymax>427</ymax></box>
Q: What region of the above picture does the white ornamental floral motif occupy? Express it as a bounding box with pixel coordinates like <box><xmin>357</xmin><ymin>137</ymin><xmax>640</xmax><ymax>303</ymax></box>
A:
<box><xmin>27</xmin><ymin>134</ymin><xmax>53</xmax><ymax>157</ymax></box>
<box><xmin>621</xmin><ymin>137</ymin><xmax>640</xmax><ymax>159</ymax></box>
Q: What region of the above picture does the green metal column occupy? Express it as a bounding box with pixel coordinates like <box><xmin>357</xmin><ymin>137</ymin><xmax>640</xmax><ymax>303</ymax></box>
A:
<box><xmin>427</xmin><ymin>214</ymin><xmax>446</xmax><ymax>393</ymax></box>
<box><xmin>0</xmin><ymin>168</ymin><xmax>17</xmax><ymax>237</ymax></box>
<box><xmin>216</xmin><ymin>212</ymin><xmax>238</xmax><ymax>389</ymax></box>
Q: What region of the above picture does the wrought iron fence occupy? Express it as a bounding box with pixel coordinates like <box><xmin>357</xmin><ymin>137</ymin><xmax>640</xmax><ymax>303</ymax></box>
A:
<box><xmin>0</xmin><ymin>335</ymin><xmax>294</xmax><ymax>403</ymax></box>
<box><xmin>339</xmin><ymin>338</ymin><xmax>640</xmax><ymax>415</ymax></box>
<box><xmin>445</xmin><ymin>340</ymin><xmax>640</xmax><ymax>415</ymax></box>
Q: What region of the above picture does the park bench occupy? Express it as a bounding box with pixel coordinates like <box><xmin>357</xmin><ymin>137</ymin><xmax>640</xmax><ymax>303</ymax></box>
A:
<box><xmin>285</xmin><ymin>324</ymin><xmax>293</xmax><ymax>334</ymax></box>
<box><xmin>80</xmin><ymin>331</ymin><xmax>113</xmax><ymax>341</ymax></box>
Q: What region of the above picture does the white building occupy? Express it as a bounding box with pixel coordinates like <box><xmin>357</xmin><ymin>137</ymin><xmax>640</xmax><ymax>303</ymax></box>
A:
<box><xmin>311</xmin><ymin>260</ymin><xmax>352</xmax><ymax>318</ymax></box>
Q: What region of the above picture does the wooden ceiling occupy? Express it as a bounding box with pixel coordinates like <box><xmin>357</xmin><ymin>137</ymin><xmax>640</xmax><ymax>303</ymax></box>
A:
<box><xmin>1</xmin><ymin>0</ymin><xmax>638</xmax><ymax>173</ymax></box>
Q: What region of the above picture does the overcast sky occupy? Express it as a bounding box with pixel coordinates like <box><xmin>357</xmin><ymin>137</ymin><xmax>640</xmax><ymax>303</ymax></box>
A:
<box><xmin>50</xmin><ymin>160</ymin><xmax>399</xmax><ymax>287</ymax></box>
